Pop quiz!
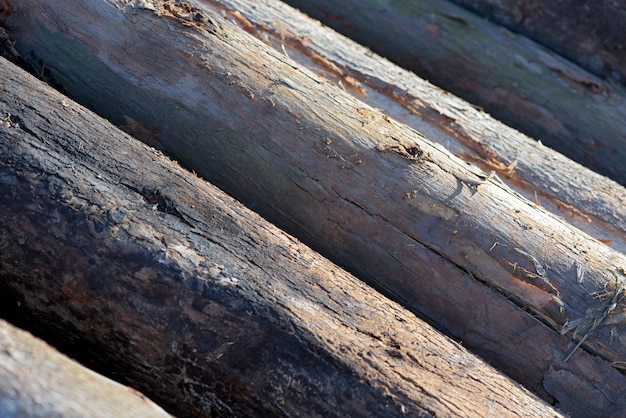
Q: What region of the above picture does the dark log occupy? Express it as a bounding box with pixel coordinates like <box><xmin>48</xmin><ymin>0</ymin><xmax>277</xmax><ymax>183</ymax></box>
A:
<box><xmin>282</xmin><ymin>0</ymin><xmax>626</xmax><ymax>185</ymax></box>
<box><xmin>0</xmin><ymin>319</ymin><xmax>172</xmax><ymax>417</ymax></box>
<box><xmin>0</xmin><ymin>57</ymin><xmax>562</xmax><ymax>417</ymax></box>
<box><xmin>3</xmin><ymin>1</ymin><xmax>626</xmax><ymax>416</ymax></box>
<box><xmin>448</xmin><ymin>0</ymin><xmax>626</xmax><ymax>87</ymax></box>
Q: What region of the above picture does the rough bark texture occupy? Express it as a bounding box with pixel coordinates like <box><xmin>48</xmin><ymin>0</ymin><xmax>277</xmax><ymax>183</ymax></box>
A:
<box><xmin>3</xmin><ymin>0</ymin><xmax>626</xmax><ymax>416</ymax></box>
<box><xmin>449</xmin><ymin>0</ymin><xmax>626</xmax><ymax>87</ymax></box>
<box><xmin>215</xmin><ymin>0</ymin><xmax>626</xmax><ymax>256</ymax></box>
<box><xmin>282</xmin><ymin>0</ymin><xmax>626</xmax><ymax>185</ymax></box>
<box><xmin>0</xmin><ymin>319</ymin><xmax>172</xmax><ymax>418</ymax></box>
<box><xmin>0</xmin><ymin>57</ymin><xmax>563</xmax><ymax>417</ymax></box>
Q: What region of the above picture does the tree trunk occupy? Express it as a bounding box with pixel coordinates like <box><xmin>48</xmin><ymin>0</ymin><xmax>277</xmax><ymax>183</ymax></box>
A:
<box><xmin>282</xmin><ymin>0</ymin><xmax>626</xmax><ymax>185</ymax></box>
<box><xmin>4</xmin><ymin>1</ymin><xmax>626</xmax><ymax>415</ymax></box>
<box><xmin>0</xmin><ymin>319</ymin><xmax>172</xmax><ymax>418</ymax></box>
<box><xmin>0</xmin><ymin>57</ymin><xmax>562</xmax><ymax>417</ymax></box>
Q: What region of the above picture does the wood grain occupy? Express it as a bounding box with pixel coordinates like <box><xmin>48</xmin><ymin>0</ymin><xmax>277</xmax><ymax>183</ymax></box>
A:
<box><xmin>283</xmin><ymin>0</ymin><xmax>626</xmax><ymax>186</ymax></box>
<box><xmin>4</xmin><ymin>1</ymin><xmax>626</xmax><ymax>415</ymax></box>
<box><xmin>0</xmin><ymin>56</ymin><xmax>561</xmax><ymax>417</ymax></box>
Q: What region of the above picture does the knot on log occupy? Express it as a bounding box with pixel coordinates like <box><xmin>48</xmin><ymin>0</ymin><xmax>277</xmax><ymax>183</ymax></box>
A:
<box><xmin>376</xmin><ymin>141</ymin><xmax>427</xmax><ymax>161</ymax></box>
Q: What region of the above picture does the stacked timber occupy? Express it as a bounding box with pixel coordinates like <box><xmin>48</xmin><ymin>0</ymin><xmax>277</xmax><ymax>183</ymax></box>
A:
<box><xmin>0</xmin><ymin>57</ymin><xmax>560</xmax><ymax>417</ymax></box>
<box><xmin>1</xmin><ymin>0</ymin><xmax>626</xmax><ymax>416</ymax></box>
<box><xmin>283</xmin><ymin>0</ymin><xmax>626</xmax><ymax>185</ymax></box>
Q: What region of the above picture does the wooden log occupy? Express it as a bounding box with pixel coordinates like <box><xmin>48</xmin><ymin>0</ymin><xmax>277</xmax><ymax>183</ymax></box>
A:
<box><xmin>281</xmin><ymin>0</ymin><xmax>626</xmax><ymax>185</ymax></box>
<box><xmin>215</xmin><ymin>0</ymin><xmax>626</xmax><ymax>258</ymax></box>
<box><xmin>9</xmin><ymin>0</ymin><xmax>626</xmax><ymax>252</ymax></box>
<box><xmin>0</xmin><ymin>57</ymin><xmax>563</xmax><ymax>417</ymax></box>
<box><xmin>0</xmin><ymin>319</ymin><xmax>172</xmax><ymax>418</ymax></box>
<box><xmin>4</xmin><ymin>1</ymin><xmax>626</xmax><ymax>415</ymax></box>
<box><xmin>448</xmin><ymin>0</ymin><xmax>626</xmax><ymax>87</ymax></box>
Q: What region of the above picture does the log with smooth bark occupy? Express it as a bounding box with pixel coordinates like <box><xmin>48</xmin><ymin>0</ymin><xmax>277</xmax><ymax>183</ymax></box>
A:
<box><xmin>0</xmin><ymin>57</ymin><xmax>563</xmax><ymax>417</ymax></box>
<box><xmin>4</xmin><ymin>1</ymin><xmax>626</xmax><ymax>415</ymax></box>
<box><xmin>0</xmin><ymin>319</ymin><xmax>172</xmax><ymax>418</ymax></box>
<box><xmin>282</xmin><ymin>0</ymin><xmax>626</xmax><ymax>185</ymax></box>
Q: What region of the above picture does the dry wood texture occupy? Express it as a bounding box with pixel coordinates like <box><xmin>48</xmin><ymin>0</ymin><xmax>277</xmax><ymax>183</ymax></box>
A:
<box><xmin>4</xmin><ymin>0</ymin><xmax>626</xmax><ymax>415</ymax></box>
<box><xmin>215</xmin><ymin>0</ymin><xmax>626</xmax><ymax>257</ymax></box>
<box><xmin>0</xmin><ymin>319</ymin><xmax>172</xmax><ymax>418</ymax></box>
<box><xmin>0</xmin><ymin>57</ymin><xmax>562</xmax><ymax>417</ymax></box>
<box><xmin>282</xmin><ymin>0</ymin><xmax>626</xmax><ymax>185</ymax></box>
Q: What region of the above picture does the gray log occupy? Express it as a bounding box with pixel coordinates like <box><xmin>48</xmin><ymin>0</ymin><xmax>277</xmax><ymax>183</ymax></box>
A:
<box><xmin>282</xmin><ymin>0</ymin><xmax>626</xmax><ymax>185</ymax></box>
<box><xmin>217</xmin><ymin>0</ymin><xmax>626</xmax><ymax>258</ymax></box>
<box><xmin>0</xmin><ymin>319</ymin><xmax>172</xmax><ymax>418</ymax></box>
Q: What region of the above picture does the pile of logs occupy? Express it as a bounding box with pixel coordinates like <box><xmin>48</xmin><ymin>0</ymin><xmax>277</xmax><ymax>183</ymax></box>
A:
<box><xmin>1</xmin><ymin>0</ymin><xmax>625</xmax><ymax>416</ymax></box>
<box><xmin>284</xmin><ymin>0</ymin><xmax>626</xmax><ymax>185</ymax></box>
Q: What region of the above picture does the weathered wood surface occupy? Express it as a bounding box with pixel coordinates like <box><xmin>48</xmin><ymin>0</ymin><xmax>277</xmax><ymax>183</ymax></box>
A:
<box><xmin>282</xmin><ymin>0</ymin><xmax>626</xmax><ymax>186</ymax></box>
<box><xmin>4</xmin><ymin>1</ymin><xmax>626</xmax><ymax>415</ymax></box>
<box><xmin>0</xmin><ymin>319</ymin><xmax>172</xmax><ymax>418</ymax></box>
<box><xmin>449</xmin><ymin>0</ymin><xmax>626</xmax><ymax>88</ymax></box>
<box><xmin>215</xmin><ymin>0</ymin><xmax>626</xmax><ymax>255</ymax></box>
<box><xmin>9</xmin><ymin>0</ymin><xmax>626</xmax><ymax>253</ymax></box>
<box><xmin>0</xmin><ymin>57</ymin><xmax>563</xmax><ymax>418</ymax></box>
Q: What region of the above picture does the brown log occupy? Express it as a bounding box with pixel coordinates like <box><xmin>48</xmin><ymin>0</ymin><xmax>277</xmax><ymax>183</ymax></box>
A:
<box><xmin>3</xmin><ymin>1</ymin><xmax>626</xmax><ymax>415</ymax></box>
<box><xmin>0</xmin><ymin>57</ymin><xmax>562</xmax><ymax>417</ymax></box>
<box><xmin>0</xmin><ymin>319</ymin><xmax>172</xmax><ymax>418</ymax></box>
<box><xmin>281</xmin><ymin>0</ymin><xmax>626</xmax><ymax>185</ymax></box>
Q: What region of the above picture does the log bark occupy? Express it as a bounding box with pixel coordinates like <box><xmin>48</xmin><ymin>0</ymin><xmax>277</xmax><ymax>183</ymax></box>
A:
<box><xmin>214</xmin><ymin>0</ymin><xmax>626</xmax><ymax>257</ymax></box>
<box><xmin>4</xmin><ymin>1</ymin><xmax>626</xmax><ymax>415</ymax></box>
<box><xmin>281</xmin><ymin>0</ymin><xmax>626</xmax><ymax>185</ymax></box>
<box><xmin>8</xmin><ymin>0</ymin><xmax>626</xmax><ymax>252</ymax></box>
<box><xmin>0</xmin><ymin>319</ymin><xmax>172</xmax><ymax>418</ymax></box>
<box><xmin>0</xmin><ymin>57</ymin><xmax>562</xmax><ymax>417</ymax></box>
<box><xmin>448</xmin><ymin>0</ymin><xmax>626</xmax><ymax>88</ymax></box>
